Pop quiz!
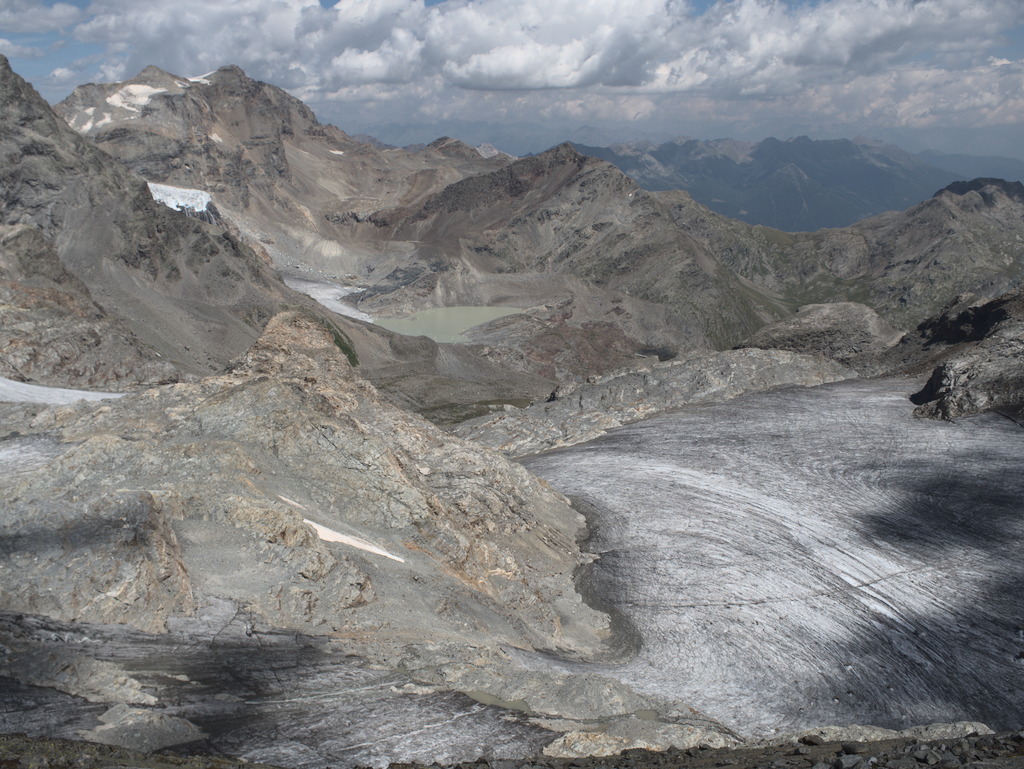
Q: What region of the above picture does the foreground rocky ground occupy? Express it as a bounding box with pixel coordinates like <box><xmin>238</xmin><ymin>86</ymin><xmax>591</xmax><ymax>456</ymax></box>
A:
<box><xmin>3</xmin><ymin>729</ymin><xmax>1024</xmax><ymax>769</ymax></box>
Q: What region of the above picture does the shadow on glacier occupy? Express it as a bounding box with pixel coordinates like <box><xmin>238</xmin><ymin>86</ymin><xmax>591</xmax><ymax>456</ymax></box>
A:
<box><xmin>835</xmin><ymin>456</ymin><xmax>1024</xmax><ymax>731</ymax></box>
<box><xmin>0</xmin><ymin>610</ymin><xmax>553</xmax><ymax>768</ymax></box>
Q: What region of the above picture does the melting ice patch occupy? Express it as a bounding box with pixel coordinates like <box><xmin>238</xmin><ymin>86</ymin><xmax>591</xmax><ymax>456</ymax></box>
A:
<box><xmin>283</xmin><ymin>277</ymin><xmax>373</xmax><ymax>323</ymax></box>
<box><xmin>106</xmin><ymin>84</ymin><xmax>167</xmax><ymax>112</ymax></box>
<box><xmin>0</xmin><ymin>376</ymin><xmax>123</xmax><ymax>405</ymax></box>
<box><xmin>148</xmin><ymin>182</ymin><xmax>213</xmax><ymax>214</ymax></box>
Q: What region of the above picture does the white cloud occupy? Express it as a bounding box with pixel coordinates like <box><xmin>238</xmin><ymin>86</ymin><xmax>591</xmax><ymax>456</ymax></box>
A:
<box><xmin>23</xmin><ymin>0</ymin><xmax>1021</xmax><ymax>151</ymax></box>
<box><xmin>0</xmin><ymin>38</ymin><xmax>45</xmax><ymax>58</ymax></box>
<box><xmin>0</xmin><ymin>0</ymin><xmax>81</xmax><ymax>34</ymax></box>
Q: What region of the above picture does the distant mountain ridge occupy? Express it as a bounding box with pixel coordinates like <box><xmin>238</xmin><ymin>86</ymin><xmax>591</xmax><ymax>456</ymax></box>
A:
<box><xmin>572</xmin><ymin>136</ymin><xmax>961</xmax><ymax>231</ymax></box>
<box><xmin>51</xmin><ymin>63</ymin><xmax>1024</xmax><ymax>385</ymax></box>
<box><xmin>917</xmin><ymin>150</ymin><xmax>1024</xmax><ymax>184</ymax></box>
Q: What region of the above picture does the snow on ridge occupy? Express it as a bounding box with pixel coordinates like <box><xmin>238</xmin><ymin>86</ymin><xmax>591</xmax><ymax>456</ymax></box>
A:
<box><xmin>147</xmin><ymin>182</ymin><xmax>212</xmax><ymax>213</ymax></box>
<box><xmin>330</xmin><ymin>150</ymin><xmax>345</xmax><ymax>155</ymax></box>
<box><xmin>106</xmin><ymin>84</ymin><xmax>167</xmax><ymax>112</ymax></box>
<box><xmin>188</xmin><ymin>72</ymin><xmax>215</xmax><ymax>85</ymax></box>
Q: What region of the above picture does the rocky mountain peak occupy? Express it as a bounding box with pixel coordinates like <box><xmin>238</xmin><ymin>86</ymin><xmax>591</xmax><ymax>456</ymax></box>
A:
<box><xmin>0</xmin><ymin>58</ymin><xmax>301</xmax><ymax>380</ymax></box>
<box><xmin>0</xmin><ymin>53</ymin><xmax>87</xmax><ymax>147</ymax></box>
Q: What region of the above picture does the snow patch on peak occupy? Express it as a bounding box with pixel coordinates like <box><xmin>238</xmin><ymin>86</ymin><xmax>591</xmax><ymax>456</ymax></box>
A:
<box><xmin>147</xmin><ymin>182</ymin><xmax>212</xmax><ymax>214</ymax></box>
<box><xmin>210</xmin><ymin>132</ymin><xmax>223</xmax><ymax>144</ymax></box>
<box><xmin>107</xmin><ymin>84</ymin><xmax>167</xmax><ymax>112</ymax></box>
<box><xmin>330</xmin><ymin>150</ymin><xmax>345</xmax><ymax>155</ymax></box>
<box><xmin>188</xmin><ymin>72</ymin><xmax>214</xmax><ymax>85</ymax></box>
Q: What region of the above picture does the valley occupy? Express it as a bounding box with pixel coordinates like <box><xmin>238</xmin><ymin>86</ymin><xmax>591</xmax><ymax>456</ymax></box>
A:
<box><xmin>0</xmin><ymin>53</ymin><xmax>1022</xmax><ymax>768</ymax></box>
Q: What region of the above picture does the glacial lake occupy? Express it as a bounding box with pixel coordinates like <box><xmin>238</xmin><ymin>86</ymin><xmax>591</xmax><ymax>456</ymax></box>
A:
<box><xmin>375</xmin><ymin>306</ymin><xmax>522</xmax><ymax>343</ymax></box>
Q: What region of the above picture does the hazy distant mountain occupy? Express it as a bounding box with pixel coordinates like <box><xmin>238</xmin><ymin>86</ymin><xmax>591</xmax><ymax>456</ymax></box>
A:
<box><xmin>359</xmin><ymin>119</ymin><xmax>674</xmax><ymax>157</ymax></box>
<box><xmin>662</xmin><ymin>177</ymin><xmax>1024</xmax><ymax>329</ymax></box>
<box><xmin>917</xmin><ymin>150</ymin><xmax>1024</xmax><ymax>184</ymax></box>
<box><xmin>573</xmin><ymin>136</ymin><xmax>960</xmax><ymax>231</ymax></box>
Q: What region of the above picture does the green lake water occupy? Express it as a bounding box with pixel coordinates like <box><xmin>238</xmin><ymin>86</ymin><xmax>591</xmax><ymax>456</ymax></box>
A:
<box><xmin>375</xmin><ymin>306</ymin><xmax>521</xmax><ymax>343</ymax></box>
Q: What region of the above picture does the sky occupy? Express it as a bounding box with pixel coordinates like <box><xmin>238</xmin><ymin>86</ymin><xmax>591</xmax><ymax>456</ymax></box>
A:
<box><xmin>2</xmin><ymin>0</ymin><xmax>1024</xmax><ymax>157</ymax></box>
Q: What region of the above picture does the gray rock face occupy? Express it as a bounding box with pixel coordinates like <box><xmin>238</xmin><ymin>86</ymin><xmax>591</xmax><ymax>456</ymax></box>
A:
<box><xmin>79</xmin><ymin>704</ymin><xmax>206</xmax><ymax>754</ymax></box>
<box><xmin>0</xmin><ymin>55</ymin><xmax>296</xmax><ymax>380</ymax></box>
<box><xmin>736</xmin><ymin>302</ymin><xmax>902</xmax><ymax>370</ymax></box>
<box><xmin>0</xmin><ymin>224</ymin><xmax>180</xmax><ymax>389</ymax></box>
<box><xmin>906</xmin><ymin>286</ymin><xmax>1024</xmax><ymax>419</ymax></box>
<box><xmin>1</xmin><ymin>312</ymin><xmax>608</xmax><ymax>655</ymax></box>
<box><xmin>663</xmin><ymin>177</ymin><xmax>1024</xmax><ymax>330</ymax></box>
<box><xmin>455</xmin><ymin>348</ymin><xmax>854</xmax><ymax>456</ymax></box>
<box><xmin>55</xmin><ymin>66</ymin><xmax>508</xmax><ymax>277</ymax></box>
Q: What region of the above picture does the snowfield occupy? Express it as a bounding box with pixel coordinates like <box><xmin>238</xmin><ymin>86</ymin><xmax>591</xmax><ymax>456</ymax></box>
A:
<box><xmin>147</xmin><ymin>182</ymin><xmax>213</xmax><ymax>214</ymax></box>
<box><xmin>106</xmin><ymin>84</ymin><xmax>166</xmax><ymax>112</ymax></box>
<box><xmin>0</xmin><ymin>376</ymin><xmax>124</xmax><ymax>405</ymax></box>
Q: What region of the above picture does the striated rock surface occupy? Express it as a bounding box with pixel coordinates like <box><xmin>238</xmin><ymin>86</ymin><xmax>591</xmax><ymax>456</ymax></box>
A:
<box><xmin>455</xmin><ymin>348</ymin><xmax>853</xmax><ymax>456</ymax></box>
<box><xmin>736</xmin><ymin>302</ymin><xmax>903</xmax><ymax>371</ymax></box>
<box><xmin>523</xmin><ymin>378</ymin><xmax>1024</xmax><ymax>737</ymax></box>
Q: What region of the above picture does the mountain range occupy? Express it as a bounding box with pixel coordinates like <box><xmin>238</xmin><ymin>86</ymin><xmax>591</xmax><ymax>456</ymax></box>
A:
<box><xmin>572</xmin><ymin>136</ymin><xmax>999</xmax><ymax>231</ymax></box>
<box><xmin>49</xmin><ymin>65</ymin><xmax>1024</xmax><ymax>382</ymax></box>
<box><xmin>1</xmin><ymin>55</ymin><xmax>1023</xmax><ymax>766</ymax></box>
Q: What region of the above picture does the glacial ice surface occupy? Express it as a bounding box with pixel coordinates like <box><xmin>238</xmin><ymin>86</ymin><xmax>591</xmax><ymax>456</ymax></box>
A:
<box><xmin>283</xmin><ymin>276</ymin><xmax>374</xmax><ymax>322</ymax></box>
<box><xmin>523</xmin><ymin>378</ymin><xmax>1024</xmax><ymax>737</ymax></box>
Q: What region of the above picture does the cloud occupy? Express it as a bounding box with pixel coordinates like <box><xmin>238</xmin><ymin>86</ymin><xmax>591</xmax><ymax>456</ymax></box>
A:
<box><xmin>0</xmin><ymin>38</ymin><xmax>45</xmax><ymax>58</ymax></box>
<box><xmin>31</xmin><ymin>0</ymin><xmax>1024</xmax><ymax>150</ymax></box>
<box><xmin>0</xmin><ymin>0</ymin><xmax>81</xmax><ymax>34</ymax></box>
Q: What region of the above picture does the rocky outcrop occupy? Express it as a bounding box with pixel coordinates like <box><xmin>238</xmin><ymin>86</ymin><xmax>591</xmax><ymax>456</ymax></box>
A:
<box><xmin>0</xmin><ymin>224</ymin><xmax>180</xmax><ymax>389</ymax></box>
<box><xmin>455</xmin><ymin>348</ymin><xmax>853</xmax><ymax>456</ymax></box>
<box><xmin>736</xmin><ymin>302</ymin><xmax>902</xmax><ymax>371</ymax></box>
<box><xmin>907</xmin><ymin>286</ymin><xmax>1024</xmax><ymax>419</ymax></box>
<box><xmin>1</xmin><ymin>312</ymin><xmax>609</xmax><ymax>655</ymax></box>
<box><xmin>374</xmin><ymin>143</ymin><xmax>785</xmax><ymax>355</ymax></box>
